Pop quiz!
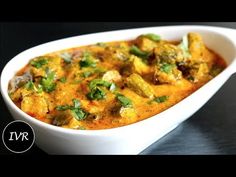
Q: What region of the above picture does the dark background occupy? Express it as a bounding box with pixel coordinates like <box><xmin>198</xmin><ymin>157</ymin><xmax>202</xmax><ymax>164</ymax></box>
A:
<box><xmin>1</xmin><ymin>22</ymin><xmax>236</xmax><ymax>155</ymax></box>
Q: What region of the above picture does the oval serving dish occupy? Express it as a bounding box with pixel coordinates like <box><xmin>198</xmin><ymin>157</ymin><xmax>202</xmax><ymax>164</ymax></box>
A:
<box><xmin>1</xmin><ymin>25</ymin><xmax>236</xmax><ymax>154</ymax></box>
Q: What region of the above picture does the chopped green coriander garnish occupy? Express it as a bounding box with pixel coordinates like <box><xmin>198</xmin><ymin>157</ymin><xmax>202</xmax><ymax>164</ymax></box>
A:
<box><xmin>79</xmin><ymin>51</ymin><xmax>96</xmax><ymax>68</ymax></box>
<box><xmin>116</xmin><ymin>93</ymin><xmax>133</xmax><ymax>108</ymax></box>
<box><xmin>59</xmin><ymin>77</ymin><xmax>67</xmax><ymax>83</ymax></box>
<box><xmin>148</xmin><ymin>96</ymin><xmax>169</xmax><ymax>104</ymax></box>
<box><xmin>153</xmin><ymin>96</ymin><xmax>169</xmax><ymax>103</ymax></box>
<box><xmin>130</xmin><ymin>45</ymin><xmax>150</xmax><ymax>60</ymax></box>
<box><xmin>89</xmin><ymin>79</ymin><xmax>112</xmax><ymax>90</ymax></box>
<box><xmin>87</xmin><ymin>87</ymin><xmax>106</xmax><ymax>100</ymax></box>
<box><xmin>25</xmin><ymin>81</ymin><xmax>34</xmax><ymax>90</ymax></box>
<box><xmin>56</xmin><ymin>105</ymin><xmax>71</xmax><ymax>111</ymax></box>
<box><xmin>160</xmin><ymin>63</ymin><xmax>174</xmax><ymax>74</ymax></box>
<box><xmin>30</xmin><ymin>58</ymin><xmax>48</xmax><ymax>68</ymax></box>
<box><xmin>143</xmin><ymin>33</ymin><xmax>161</xmax><ymax>42</ymax></box>
<box><xmin>81</xmin><ymin>71</ymin><xmax>93</xmax><ymax>78</ymax></box>
<box><xmin>41</xmin><ymin>69</ymin><xmax>56</xmax><ymax>92</ymax></box>
<box><xmin>56</xmin><ymin>99</ymin><xmax>88</xmax><ymax>121</ymax></box>
<box><xmin>86</xmin><ymin>79</ymin><xmax>115</xmax><ymax>100</ymax></box>
<box><xmin>25</xmin><ymin>81</ymin><xmax>43</xmax><ymax>93</ymax></box>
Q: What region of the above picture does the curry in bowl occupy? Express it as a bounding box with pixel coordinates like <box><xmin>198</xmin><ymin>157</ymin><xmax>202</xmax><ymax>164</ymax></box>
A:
<box><xmin>8</xmin><ymin>33</ymin><xmax>226</xmax><ymax>130</ymax></box>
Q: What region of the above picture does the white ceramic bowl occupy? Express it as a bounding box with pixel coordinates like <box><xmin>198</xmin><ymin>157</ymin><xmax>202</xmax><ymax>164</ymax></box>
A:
<box><xmin>1</xmin><ymin>26</ymin><xmax>236</xmax><ymax>154</ymax></box>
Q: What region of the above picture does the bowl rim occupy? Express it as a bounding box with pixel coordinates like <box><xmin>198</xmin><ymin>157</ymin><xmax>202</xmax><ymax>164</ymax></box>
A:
<box><xmin>1</xmin><ymin>25</ymin><xmax>236</xmax><ymax>135</ymax></box>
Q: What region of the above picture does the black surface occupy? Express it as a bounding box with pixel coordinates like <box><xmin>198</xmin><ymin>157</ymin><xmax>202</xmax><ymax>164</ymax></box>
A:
<box><xmin>1</xmin><ymin>22</ymin><xmax>236</xmax><ymax>155</ymax></box>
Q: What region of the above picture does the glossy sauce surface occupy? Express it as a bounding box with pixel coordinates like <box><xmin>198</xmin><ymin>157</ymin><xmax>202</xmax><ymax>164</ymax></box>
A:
<box><xmin>9</xmin><ymin>33</ymin><xmax>226</xmax><ymax>130</ymax></box>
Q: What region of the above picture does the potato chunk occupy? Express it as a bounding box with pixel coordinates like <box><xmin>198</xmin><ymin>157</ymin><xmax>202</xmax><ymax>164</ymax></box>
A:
<box><xmin>136</xmin><ymin>36</ymin><xmax>158</xmax><ymax>52</ymax></box>
<box><xmin>189</xmin><ymin>63</ymin><xmax>209</xmax><ymax>82</ymax></box>
<box><xmin>56</xmin><ymin>111</ymin><xmax>84</xmax><ymax>129</ymax></box>
<box><xmin>188</xmin><ymin>33</ymin><xmax>205</xmax><ymax>61</ymax></box>
<box><xmin>102</xmin><ymin>70</ymin><xmax>122</xmax><ymax>83</ymax></box>
<box><xmin>21</xmin><ymin>94</ymin><xmax>48</xmax><ymax>118</ymax></box>
<box><xmin>130</xmin><ymin>55</ymin><xmax>150</xmax><ymax>75</ymax></box>
<box><xmin>119</xmin><ymin>107</ymin><xmax>137</xmax><ymax>124</ymax></box>
<box><xmin>120</xmin><ymin>107</ymin><xmax>136</xmax><ymax>119</ymax></box>
<box><xmin>104</xmin><ymin>43</ymin><xmax>130</xmax><ymax>61</ymax></box>
<box><xmin>154</xmin><ymin>64</ymin><xmax>182</xmax><ymax>84</ymax></box>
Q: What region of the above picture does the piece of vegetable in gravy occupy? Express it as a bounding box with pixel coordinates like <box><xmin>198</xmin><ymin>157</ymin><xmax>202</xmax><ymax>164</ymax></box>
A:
<box><xmin>126</xmin><ymin>73</ymin><xmax>155</xmax><ymax>98</ymax></box>
<box><xmin>8</xmin><ymin>33</ymin><xmax>226</xmax><ymax>130</ymax></box>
